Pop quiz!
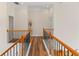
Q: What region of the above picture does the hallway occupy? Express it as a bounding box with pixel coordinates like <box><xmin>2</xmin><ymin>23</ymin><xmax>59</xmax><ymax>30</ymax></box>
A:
<box><xmin>28</xmin><ymin>37</ymin><xmax>48</xmax><ymax>56</ymax></box>
<box><xmin>0</xmin><ymin>30</ymin><xmax>79</xmax><ymax>56</ymax></box>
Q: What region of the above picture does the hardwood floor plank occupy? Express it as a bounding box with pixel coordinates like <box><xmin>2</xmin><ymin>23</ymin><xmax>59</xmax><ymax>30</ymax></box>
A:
<box><xmin>28</xmin><ymin>37</ymin><xmax>48</xmax><ymax>56</ymax></box>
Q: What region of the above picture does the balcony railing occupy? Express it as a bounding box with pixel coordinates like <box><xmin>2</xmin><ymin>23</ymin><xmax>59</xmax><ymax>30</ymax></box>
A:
<box><xmin>1</xmin><ymin>28</ymin><xmax>79</xmax><ymax>56</ymax></box>
<box><xmin>43</xmin><ymin>29</ymin><xmax>79</xmax><ymax>56</ymax></box>
<box><xmin>0</xmin><ymin>29</ymin><xmax>31</xmax><ymax>56</ymax></box>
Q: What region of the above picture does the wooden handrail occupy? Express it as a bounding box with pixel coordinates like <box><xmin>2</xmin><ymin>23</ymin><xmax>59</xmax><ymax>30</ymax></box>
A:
<box><xmin>44</xmin><ymin>30</ymin><xmax>79</xmax><ymax>56</ymax></box>
<box><xmin>0</xmin><ymin>32</ymin><xmax>29</xmax><ymax>56</ymax></box>
<box><xmin>19</xmin><ymin>33</ymin><xmax>28</xmax><ymax>43</ymax></box>
<box><xmin>7</xmin><ymin>29</ymin><xmax>32</xmax><ymax>32</ymax></box>
<box><xmin>0</xmin><ymin>39</ymin><xmax>20</xmax><ymax>56</ymax></box>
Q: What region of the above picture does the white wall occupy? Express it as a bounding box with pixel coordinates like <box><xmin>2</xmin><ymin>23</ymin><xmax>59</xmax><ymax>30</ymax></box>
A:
<box><xmin>29</xmin><ymin>7</ymin><xmax>53</xmax><ymax>36</ymax></box>
<box><xmin>53</xmin><ymin>2</ymin><xmax>79</xmax><ymax>50</ymax></box>
<box><xmin>7</xmin><ymin>2</ymin><xmax>28</xmax><ymax>30</ymax></box>
<box><xmin>0</xmin><ymin>3</ymin><xmax>11</xmax><ymax>53</ymax></box>
<box><xmin>7</xmin><ymin>2</ymin><xmax>16</xmax><ymax>20</ymax></box>
<box><xmin>0</xmin><ymin>2</ymin><xmax>29</xmax><ymax>53</ymax></box>
<box><xmin>14</xmin><ymin>6</ymin><xmax>28</xmax><ymax>30</ymax></box>
<box><xmin>7</xmin><ymin>3</ymin><xmax>28</xmax><ymax>39</ymax></box>
<box><xmin>14</xmin><ymin>6</ymin><xmax>28</xmax><ymax>38</ymax></box>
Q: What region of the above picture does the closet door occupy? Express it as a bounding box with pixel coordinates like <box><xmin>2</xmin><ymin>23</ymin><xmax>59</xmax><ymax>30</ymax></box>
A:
<box><xmin>8</xmin><ymin>16</ymin><xmax>14</xmax><ymax>42</ymax></box>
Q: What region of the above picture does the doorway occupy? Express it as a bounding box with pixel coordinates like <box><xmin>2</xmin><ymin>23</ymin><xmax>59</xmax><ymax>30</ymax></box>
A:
<box><xmin>8</xmin><ymin>16</ymin><xmax>14</xmax><ymax>42</ymax></box>
<box><xmin>28</xmin><ymin>6</ymin><xmax>53</xmax><ymax>36</ymax></box>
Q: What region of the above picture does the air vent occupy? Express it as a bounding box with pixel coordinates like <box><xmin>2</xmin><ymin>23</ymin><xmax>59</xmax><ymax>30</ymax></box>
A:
<box><xmin>14</xmin><ymin>2</ymin><xmax>19</xmax><ymax>5</ymax></box>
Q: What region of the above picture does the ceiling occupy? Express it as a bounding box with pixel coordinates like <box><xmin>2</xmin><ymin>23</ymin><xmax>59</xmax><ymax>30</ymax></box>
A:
<box><xmin>23</xmin><ymin>2</ymin><xmax>53</xmax><ymax>9</ymax></box>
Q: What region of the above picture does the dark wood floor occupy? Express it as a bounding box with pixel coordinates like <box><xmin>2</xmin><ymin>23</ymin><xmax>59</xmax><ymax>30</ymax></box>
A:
<box><xmin>28</xmin><ymin>37</ymin><xmax>48</xmax><ymax>56</ymax></box>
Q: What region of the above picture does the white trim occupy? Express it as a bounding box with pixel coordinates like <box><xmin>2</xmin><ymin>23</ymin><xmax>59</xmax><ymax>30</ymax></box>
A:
<box><xmin>42</xmin><ymin>39</ymin><xmax>51</xmax><ymax>56</ymax></box>
<box><xmin>26</xmin><ymin>43</ymin><xmax>31</xmax><ymax>56</ymax></box>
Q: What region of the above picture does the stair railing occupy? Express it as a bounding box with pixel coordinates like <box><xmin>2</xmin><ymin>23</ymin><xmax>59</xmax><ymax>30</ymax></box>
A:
<box><xmin>0</xmin><ymin>29</ymin><xmax>31</xmax><ymax>56</ymax></box>
<box><xmin>43</xmin><ymin>29</ymin><xmax>79</xmax><ymax>56</ymax></box>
